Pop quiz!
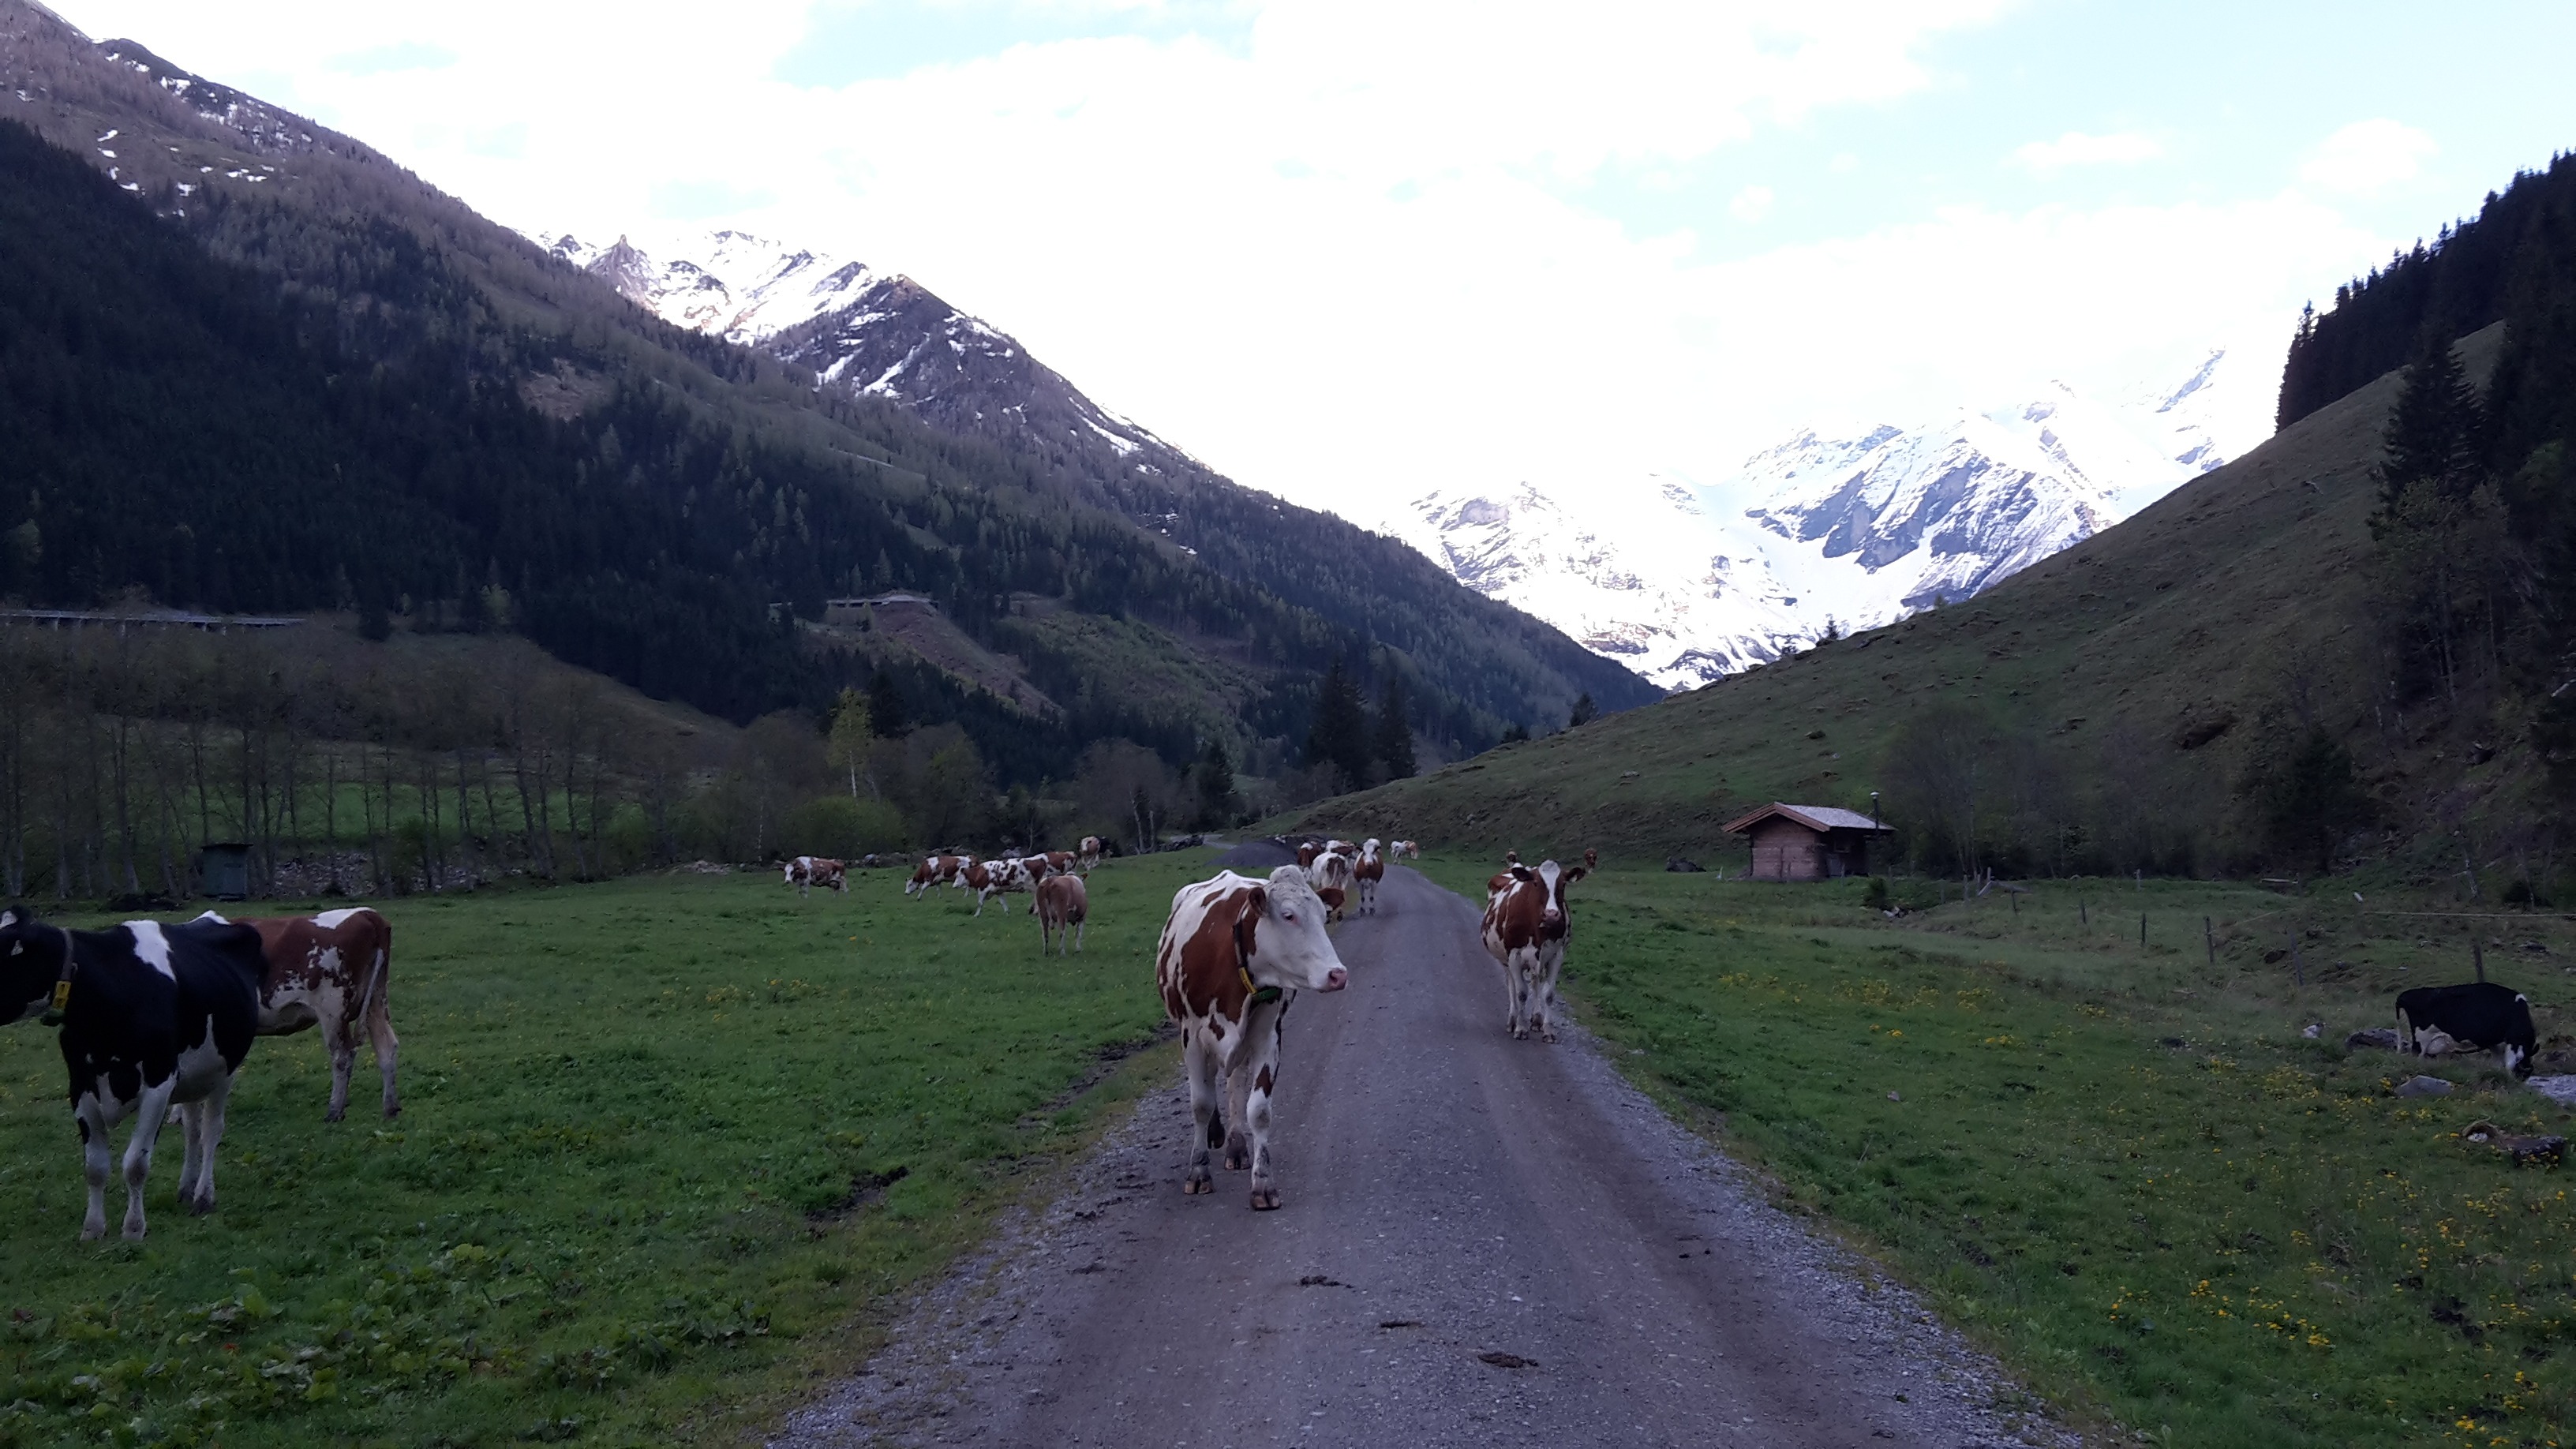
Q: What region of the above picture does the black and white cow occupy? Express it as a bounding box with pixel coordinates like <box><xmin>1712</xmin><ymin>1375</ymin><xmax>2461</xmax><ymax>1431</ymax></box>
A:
<box><xmin>2395</xmin><ymin>981</ymin><xmax>2537</xmax><ymax>1077</ymax></box>
<box><xmin>0</xmin><ymin>906</ymin><xmax>268</xmax><ymax>1239</ymax></box>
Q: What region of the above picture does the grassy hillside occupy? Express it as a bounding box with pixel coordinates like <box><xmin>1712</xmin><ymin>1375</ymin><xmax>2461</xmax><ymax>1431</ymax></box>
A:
<box><xmin>0</xmin><ymin>854</ymin><xmax>1209</xmax><ymax>1448</ymax></box>
<box><xmin>1305</xmin><ymin>327</ymin><xmax>2512</xmax><ymax>878</ymax></box>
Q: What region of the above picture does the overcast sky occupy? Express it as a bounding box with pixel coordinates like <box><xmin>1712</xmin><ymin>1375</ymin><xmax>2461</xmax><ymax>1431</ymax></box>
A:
<box><xmin>47</xmin><ymin>0</ymin><xmax>2576</xmax><ymax>522</ymax></box>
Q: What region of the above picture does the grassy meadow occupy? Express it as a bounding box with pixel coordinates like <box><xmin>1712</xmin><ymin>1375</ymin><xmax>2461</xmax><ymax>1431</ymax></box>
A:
<box><xmin>0</xmin><ymin>854</ymin><xmax>1209</xmax><ymax>1448</ymax></box>
<box><xmin>1415</xmin><ymin>854</ymin><xmax>2576</xmax><ymax>1448</ymax></box>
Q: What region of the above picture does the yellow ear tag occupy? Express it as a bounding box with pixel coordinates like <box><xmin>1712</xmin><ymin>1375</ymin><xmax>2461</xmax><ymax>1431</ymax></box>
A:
<box><xmin>50</xmin><ymin>979</ymin><xmax>69</xmax><ymax>1010</ymax></box>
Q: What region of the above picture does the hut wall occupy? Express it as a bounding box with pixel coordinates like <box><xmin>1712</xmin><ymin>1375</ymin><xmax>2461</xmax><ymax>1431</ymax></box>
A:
<box><xmin>1747</xmin><ymin>819</ymin><xmax>1825</xmax><ymax>881</ymax></box>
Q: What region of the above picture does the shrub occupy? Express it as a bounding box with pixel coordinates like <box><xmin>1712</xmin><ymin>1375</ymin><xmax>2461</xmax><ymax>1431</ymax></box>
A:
<box><xmin>779</xmin><ymin>796</ymin><xmax>906</xmax><ymax>859</ymax></box>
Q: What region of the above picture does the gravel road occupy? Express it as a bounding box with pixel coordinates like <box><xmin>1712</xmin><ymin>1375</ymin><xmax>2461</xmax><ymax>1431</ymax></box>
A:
<box><xmin>775</xmin><ymin>856</ymin><xmax>2081</xmax><ymax>1449</ymax></box>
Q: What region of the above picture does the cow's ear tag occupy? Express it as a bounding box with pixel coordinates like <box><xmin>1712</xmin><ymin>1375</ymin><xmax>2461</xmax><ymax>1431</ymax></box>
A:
<box><xmin>1249</xmin><ymin>985</ymin><xmax>1282</xmax><ymax>1005</ymax></box>
<box><xmin>50</xmin><ymin>979</ymin><xmax>70</xmax><ymax>1010</ymax></box>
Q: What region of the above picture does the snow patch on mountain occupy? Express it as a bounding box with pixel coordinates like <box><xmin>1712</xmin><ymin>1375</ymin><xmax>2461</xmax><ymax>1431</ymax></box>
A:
<box><xmin>532</xmin><ymin>227</ymin><xmax>1185</xmax><ymax>469</ymax></box>
<box><xmin>1392</xmin><ymin>352</ymin><xmax>2268</xmax><ymax>691</ymax></box>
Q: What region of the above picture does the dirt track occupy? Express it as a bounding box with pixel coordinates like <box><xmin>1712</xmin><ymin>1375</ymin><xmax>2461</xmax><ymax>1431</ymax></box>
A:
<box><xmin>776</xmin><ymin>857</ymin><xmax>2076</xmax><ymax>1448</ymax></box>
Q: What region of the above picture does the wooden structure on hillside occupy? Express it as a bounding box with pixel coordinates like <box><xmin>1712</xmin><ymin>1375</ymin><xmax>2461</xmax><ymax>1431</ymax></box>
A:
<box><xmin>1722</xmin><ymin>803</ymin><xmax>1893</xmax><ymax>882</ymax></box>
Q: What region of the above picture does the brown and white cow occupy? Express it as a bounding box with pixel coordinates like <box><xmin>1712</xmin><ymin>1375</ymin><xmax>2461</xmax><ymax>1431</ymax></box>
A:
<box><xmin>230</xmin><ymin>908</ymin><xmax>400</xmax><ymax>1121</ymax></box>
<box><xmin>1035</xmin><ymin>849</ymin><xmax>1078</xmax><ymax>878</ymax></box>
<box><xmin>975</xmin><ymin>856</ymin><xmax>1043</xmax><ymax>917</ymax></box>
<box><xmin>783</xmin><ymin>856</ymin><xmax>811</xmax><ymax>891</ymax></box>
<box><xmin>1296</xmin><ymin>841</ymin><xmax>1323</xmax><ymax>871</ymax></box>
<box><xmin>1352</xmin><ymin>838</ymin><xmax>1385</xmax><ymax>915</ymax></box>
<box><xmin>1390</xmin><ymin>840</ymin><xmax>1421</xmax><ymax>860</ymax></box>
<box><xmin>787</xmin><ymin>857</ymin><xmax>847</xmax><ymax>897</ymax></box>
<box><xmin>1077</xmin><ymin>836</ymin><xmax>1104</xmax><ymax>874</ymax></box>
<box><xmin>1481</xmin><ymin>859</ymin><xmax>1587</xmax><ymax>1042</ymax></box>
<box><xmin>1307</xmin><ymin>848</ymin><xmax>1357</xmax><ymax>923</ymax></box>
<box><xmin>1155</xmin><ymin>867</ymin><xmax>1347</xmax><ymax>1208</ymax></box>
<box><xmin>1037</xmin><ymin>874</ymin><xmax>1088</xmax><ymax>955</ymax></box>
<box><xmin>906</xmin><ymin>854</ymin><xmax>974</xmax><ymax>899</ymax></box>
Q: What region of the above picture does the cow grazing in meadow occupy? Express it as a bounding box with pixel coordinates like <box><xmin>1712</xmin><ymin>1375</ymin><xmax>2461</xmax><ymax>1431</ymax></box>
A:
<box><xmin>1155</xmin><ymin>868</ymin><xmax>1348</xmax><ymax>1208</ymax></box>
<box><xmin>230</xmin><ymin>908</ymin><xmax>399</xmax><ymax>1121</ymax></box>
<box><xmin>1037</xmin><ymin>874</ymin><xmax>1088</xmax><ymax>955</ymax></box>
<box><xmin>1</xmin><ymin>906</ymin><xmax>268</xmax><ymax>1239</ymax></box>
<box><xmin>1390</xmin><ymin>840</ymin><xmax>1421</xmax><ymax>860</ymax></box>
<box><xmin>1307</xmin><ymin>848</ymin><xmax>1357</xmax><ymax>923</ymax></box>
<box><xmin>2397</xmin><ymin>983</ymin><xmax>2537</xmax><ymax>1077</ymax></box>
<box><xmin>785</xmin><ymin>857</ymin><xmax>847</xmax><ymax>897</ymax></box>
<box><xmin>783</xmin><ymin>857</ymin><xmax>811</xmax><ymax>891</ymax></box>
<box><xmin>1481</xmin><ymin>859</ymin><xmax>1587</xmax><ymax>1042</ymax></box>
<box><xmin>1035</xmin><ymin>850</ymin><xmax>1078</xmax><ymax>878</ymax></box>
<box><xmin>906</xmin><ymin>855</ymin><xmax>973</xmax><ymax>899</ymax></box>
<box><xmin>1353</xmin><ymin>839</ymin><xmax>1385</xmax><ymax>915</ymax></box>
<box><xmin>1078</xmin><ymin>836</ymin><xmax>1104</xmax><ymax>874</ymax></box>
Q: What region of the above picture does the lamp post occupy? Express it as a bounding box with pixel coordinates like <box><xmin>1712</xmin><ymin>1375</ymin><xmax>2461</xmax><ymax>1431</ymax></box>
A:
<box><xmin>1869</xmin><ymin>791</ymin><xmax>1879</xmax><ymax>829</ymax></box>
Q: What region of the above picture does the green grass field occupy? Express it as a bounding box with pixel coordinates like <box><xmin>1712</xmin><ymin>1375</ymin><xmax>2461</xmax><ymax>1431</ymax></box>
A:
<box><xmin>0</xmin><ymin>855</ymin><xmax>1210</xmax><ymax>1449</ymax></box>
<box><xmin>1416</xmin><ymin>855</ymin><xmax>2576</xmax><ymax>1448</ymax></box>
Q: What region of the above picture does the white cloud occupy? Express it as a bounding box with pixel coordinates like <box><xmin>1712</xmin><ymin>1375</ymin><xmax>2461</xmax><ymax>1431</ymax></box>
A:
<box><xmin>2301</xmin><ymin>118</ymin><xmax>2436</xmax><ymax>197</ymax></box>
<box><xmin>2012</xmin><ymin>129</ymin><xmax>2162</xmax><ymax>174</ymax></box>
<box><xmin>39</xmin><ymin>1</ymin><xmax>2397</xmax><ymax>526</ymax></box>
<box><xmin>1728</xmin><ymin>184</ymin><xmax>1774</xmax><ymax>222</ymax></box>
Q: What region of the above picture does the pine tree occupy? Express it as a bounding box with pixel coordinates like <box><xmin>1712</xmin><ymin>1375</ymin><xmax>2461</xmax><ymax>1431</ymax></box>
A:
<box><xmin>866</xmin><ymin>669</ymin><xmax>908</xmax><ymax>736</ymax></box>
<box><xmin>1373</xmin><ymin>676</ymin><xmax>1416</xmax><ymax>779</ymax></box>
<box><xmin>2377</xmin><ymin>337</ymin><xmax>2486</xmax><ymax>509</ymax></box>
<box><xmin>1305</xmin><ymin>655</ymin><xmax>1370</xmax><ymax>788</ymax></box>
<box><xmin>1191</xmin><ymin>739</ymin><xmax>1239</xmax><ymax>826</ymax></box>
<box><xmin>1567</xmin><ymin>691</ymin><xmax>1598</xmax><ymax>728</ymax></box>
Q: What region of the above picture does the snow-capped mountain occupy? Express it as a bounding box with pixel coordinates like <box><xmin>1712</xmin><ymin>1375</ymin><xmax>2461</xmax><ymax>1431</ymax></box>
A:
<box><xmin>535</xmin><ymin>229</ymin><xmax>1182</xmax><ymax>474</ymax></box>
<box><xmin>1392</xmin><ymin>354</ymin><xmax>2266</xmax><ymax>691</ymax></box>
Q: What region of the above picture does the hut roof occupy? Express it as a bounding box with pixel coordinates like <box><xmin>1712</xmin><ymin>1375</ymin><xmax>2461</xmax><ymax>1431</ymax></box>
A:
<box><xmin>1721</xmin><ymin>802</ymin><xmax>1892</xmax><ymax>837</ymax></box>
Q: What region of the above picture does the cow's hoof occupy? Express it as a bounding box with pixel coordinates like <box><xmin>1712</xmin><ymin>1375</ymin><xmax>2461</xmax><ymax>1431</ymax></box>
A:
<box><xmin>326</xmin><ymin>1106</ymin><xmax>346</xmax><ymax>1124</ymax></box>
<box><xmin>1249</xmin><ymin>1187</ymin><xmax>1282</xmax><ymax>1211</ymax></box>
<box><xmin>1222</xmin><ymin>1137</ymin><xmax>1252</xmax><ymax>1172</ymax></box>
<box><xmin>1541</xmin><ymin>1031</ymin><xmax>1559</xmax><ymax>1043</ymax></box>
<box><xmin>122</xmin><ymin>1225</ymin><xmax>147</xmax><ymax>1241</ymax></box>
<box><xmin>384</xmin><ymin>1105</ymin><xmax>402</xmax><ymax>1120</ymax></box>
<box><xmin>1183</xmin><ymin>1170</ymin><xmax>1214</xmax><ymax>1196</ymax></box>
<box><xmin>80</xmin><ymin>1224</ymin><xmax>104</xmax><ymax>1242</ymax></box>
<box><xmin>188</xmin><ymin>1195</ymin><xmax>215</xmax><ymax>1216</ymax></box>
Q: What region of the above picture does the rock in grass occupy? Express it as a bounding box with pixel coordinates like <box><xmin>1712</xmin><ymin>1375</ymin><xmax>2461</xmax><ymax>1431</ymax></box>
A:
<box><xmin>1664</xmin><ymin>857</ymin><xmax>1704</xmax><ymax>873</ymax></box>
<box><xmin>2461</xmin><ymin>1120</ymin><xmax>2567</xmax><ymax>1166</ymax></box>
<box><xmin>2346</xmin><ymin>1028</ymin><xmax>2402</xmax><ymax>1051</ymax></box>
<box><xmin>2396</xmin><ymin>1075</ymin><xmax>2455</xmax><ymax>1098</ymax></box>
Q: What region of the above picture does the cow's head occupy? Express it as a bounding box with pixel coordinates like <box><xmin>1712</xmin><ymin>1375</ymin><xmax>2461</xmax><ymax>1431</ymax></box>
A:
<box><xmin>0</xmin><ymin>906</ymin><xmax>68</xmax><ymax>1024</ymax></box>
<box><xmin>1243</xmin><ymin>868</ymin><xmax>1347</xmax><ymax>994</ymax></box>
<box><xmin>1503</xmin><ymin>860</ymin><xmax>1586</xmax><ymax>937</ymax></box>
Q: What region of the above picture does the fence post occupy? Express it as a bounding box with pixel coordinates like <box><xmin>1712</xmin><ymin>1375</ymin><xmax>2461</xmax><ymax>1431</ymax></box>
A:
<box><xmin>2080</xmin><ymin>898</ymin><xmax>2087</xmax><ymax>927</ymax></box>
<box><xmin>2290</xmin><ymin>928</ymin><xmax>2305</xmax><ymax>989</ymax></box>
<box><xmin>2473</xmin><ymin>937</ymin><xmax>2486</xmax><ymax>983</ymax></box>
<box><xmin>2140</xmin><ymin>912</ymin><xmax>2147</xmax><ymax>948</ymax></box>
<box><xmin>2205</xmin><ymin>915</ymin><xmax>2215</xmax><ymax>967</ymax></box>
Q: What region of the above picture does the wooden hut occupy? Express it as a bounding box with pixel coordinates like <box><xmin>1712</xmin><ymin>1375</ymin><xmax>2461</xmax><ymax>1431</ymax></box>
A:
<box><xmin>1721</xmin><ymin>803</ymin><xmax>1893</xmax><ymax>881</ymax></box>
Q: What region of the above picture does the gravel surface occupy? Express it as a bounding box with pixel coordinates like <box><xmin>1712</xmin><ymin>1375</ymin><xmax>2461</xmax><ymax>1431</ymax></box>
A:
<box><xmin>772</xmin><ymin>863</ymin><xmax>2087</xmax><ymax>1449</ymax></box>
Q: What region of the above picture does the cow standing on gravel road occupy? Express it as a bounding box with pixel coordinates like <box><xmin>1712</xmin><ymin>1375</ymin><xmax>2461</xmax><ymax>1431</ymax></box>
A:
<box><xmin>1481</xmin><ymin>859</ymin><xmax>1586</xmax><ymax>1043</ymax></box>
<box><xmin>1155</xmin><ymin>868</ymin><xmax>1348</xmax><ymax>1209</ymax></box>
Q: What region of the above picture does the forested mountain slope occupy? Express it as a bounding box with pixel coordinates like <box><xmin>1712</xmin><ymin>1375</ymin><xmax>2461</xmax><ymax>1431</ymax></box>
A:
<box><xmin>0</xmin><ymin>0</ymin><xmax>1651</xmax><ymax>788</ymax></box>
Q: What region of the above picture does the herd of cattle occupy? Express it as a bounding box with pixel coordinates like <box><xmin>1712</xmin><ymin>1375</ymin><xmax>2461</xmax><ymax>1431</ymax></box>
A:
<box><xmin>0</xmin><ymin>836</ymin><xmax>2557</xmax><ymax>1237</ymax></box>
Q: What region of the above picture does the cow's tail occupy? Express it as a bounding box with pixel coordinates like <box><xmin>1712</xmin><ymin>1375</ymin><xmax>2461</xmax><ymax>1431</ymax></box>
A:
<box><xmin>354</xmin><ymin>923</ymin><xmax>393</xmax><ymax>1044</ymax></box>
